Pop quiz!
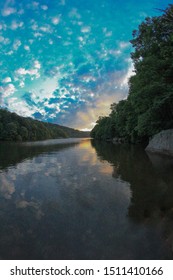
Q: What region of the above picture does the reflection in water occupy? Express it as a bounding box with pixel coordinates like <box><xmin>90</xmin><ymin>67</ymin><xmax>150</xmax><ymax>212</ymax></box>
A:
<box><xmin>0</xmin><ymin>139</ymin><xmax>173</xmax><ymax>259</ymax></box>
<box><xmin>92</xmin><ymin>140</ymin><xmax>173</xmax><ymax>258</ymax></box>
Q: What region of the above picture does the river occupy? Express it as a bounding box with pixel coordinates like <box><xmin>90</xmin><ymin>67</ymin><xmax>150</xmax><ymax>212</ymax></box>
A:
<box><xmin>0</xmin><ymin>138</ymin><xmax>173</xmax><ymax>259</ymax></box>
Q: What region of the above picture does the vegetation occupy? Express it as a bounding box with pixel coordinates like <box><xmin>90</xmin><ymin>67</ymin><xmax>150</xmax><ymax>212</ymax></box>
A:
<box><xmin>0</xmin><ymin>108</ymin><xmax>89</xmax><ymax>141</ymax></box>
<box><xmin>91</xmin><ymin>4</ymin><xmax>173</xmax><ymax>144</ymax></box>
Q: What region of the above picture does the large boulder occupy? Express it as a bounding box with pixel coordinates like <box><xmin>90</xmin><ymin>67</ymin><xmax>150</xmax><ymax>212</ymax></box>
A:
<box><xmin>146</xmin><ymin>129</ymin><xmax>173</xmax><ymax>156</ymax></box>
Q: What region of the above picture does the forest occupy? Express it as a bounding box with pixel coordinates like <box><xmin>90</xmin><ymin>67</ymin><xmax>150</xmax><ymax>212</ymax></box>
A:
<box><xmin>0</xmin><ymin>108</ymin><xmax>89</xmax><ymax>141</ymax></box>
<box><xmin>91</xmin><ymin>4</ymin><xmax>173</xmax><ymax>144</ymax></box>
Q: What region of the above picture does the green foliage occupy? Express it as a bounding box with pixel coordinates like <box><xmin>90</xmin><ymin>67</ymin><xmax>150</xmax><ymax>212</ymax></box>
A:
<box><xmin>90</xmin><ymin>116</ymin><xmax>115</xmax><ymax>140</ymax></box>
<box><xmin>0</xmin><ymin>108</ymin><xmax>88</xmax><ymax>142</ymax></box>
<box><xmin>91</xmin><ymin>4</ymin><xmax>173</xmax><ymax>144</ymax></box>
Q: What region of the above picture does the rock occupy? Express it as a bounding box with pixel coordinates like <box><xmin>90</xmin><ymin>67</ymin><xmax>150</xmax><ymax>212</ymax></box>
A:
<box><xmin>112</xmin><ymin>137</ymin><xmax>125</xmax><ymax>144</ymax></box>
<box><xmin>146</xmin><ymin>129</ymin><xmax>173</xmax><ymax>156</ymax></box>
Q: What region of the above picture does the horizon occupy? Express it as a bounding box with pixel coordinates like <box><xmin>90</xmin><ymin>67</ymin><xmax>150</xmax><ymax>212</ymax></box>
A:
<box><xmin>0</xmin><ymin>0</ymin><xmax>172</xmax><ymax>130</ymax></box>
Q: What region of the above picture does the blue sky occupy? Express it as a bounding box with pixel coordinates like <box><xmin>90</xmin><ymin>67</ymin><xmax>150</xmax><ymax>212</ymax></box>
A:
<box><xmin>0</xmin><ymin>0</ymin><xmax>172</xmax><ymax>130</ymax></box>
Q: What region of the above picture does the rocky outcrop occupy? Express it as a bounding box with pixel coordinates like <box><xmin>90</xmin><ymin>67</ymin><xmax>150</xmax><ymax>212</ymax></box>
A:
<box><xmin>146</xmin><ymin>129</ymin><xmax>173</xmax><ymax>156</ymax></box>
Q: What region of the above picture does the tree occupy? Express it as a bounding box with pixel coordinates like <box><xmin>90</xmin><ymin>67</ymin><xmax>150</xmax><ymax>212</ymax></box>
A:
<box><xmin>91</xmin><ymin>4</ymin><xmax>173</xmax><ymax>143</ymax></box>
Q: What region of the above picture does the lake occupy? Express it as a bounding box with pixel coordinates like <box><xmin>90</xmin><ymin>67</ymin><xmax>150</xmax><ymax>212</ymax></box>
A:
<box><xmin>0</xmin><ymin>138</ymin><xmax>173</xmax><ymax>260</ymax></box>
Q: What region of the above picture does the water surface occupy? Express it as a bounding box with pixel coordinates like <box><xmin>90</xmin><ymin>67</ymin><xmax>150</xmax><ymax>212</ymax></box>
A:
<box><xmin>0</xmin><ymin>138</ymin><xmax>173</xmax><ymax>259</ymax></box>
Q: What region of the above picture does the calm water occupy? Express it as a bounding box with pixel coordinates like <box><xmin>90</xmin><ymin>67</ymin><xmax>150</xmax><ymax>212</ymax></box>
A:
<box><xmin>0</xmin><ymin>138</ymin><xmax>173</xmax><ymax>260</ymax></box>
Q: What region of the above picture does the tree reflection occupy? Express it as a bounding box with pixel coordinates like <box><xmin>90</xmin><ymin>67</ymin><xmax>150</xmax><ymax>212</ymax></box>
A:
<box><xmin>91</xmin><ymin>140</ymin><xmax>173</xmax><ymax>222</ymax></box>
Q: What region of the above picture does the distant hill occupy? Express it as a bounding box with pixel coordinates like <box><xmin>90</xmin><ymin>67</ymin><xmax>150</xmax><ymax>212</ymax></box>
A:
<box><xmin>0</xmin><ymin>108</ymin><xmax>90</xmax><ymax>141</ymax></box>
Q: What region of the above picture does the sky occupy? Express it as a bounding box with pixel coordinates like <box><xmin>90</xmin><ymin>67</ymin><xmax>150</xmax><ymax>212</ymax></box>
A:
<box><xmin>0</xmin><ymin>0</ymin><xmax>172</xmax><ymax>130</ymax></box>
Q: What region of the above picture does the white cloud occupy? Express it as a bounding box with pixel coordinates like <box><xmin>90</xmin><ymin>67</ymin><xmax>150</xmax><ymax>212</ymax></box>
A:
<box><xmin>0</xmin><ymin>36</ymin><xmax>10</xmax><ymax>45</ymax></box>
<box><xmin>120</xmin><ymin>61</ymin><xmax>135</xmax><ymax>88</ymax></box>
<box><xmin>33</xmin><ymin>32</ymin><xmax>43</xmax><ymax>38</ymax></box>
<box><xmin>15</xmin><ymin>68</ymin><xmax>27</xmax><ymax>75</ymax></box>
<box><xmin>40</xmin><ymin>25</ymin><xmax>52</xmax><ymax>33</ymax></box>
<box><xmin>1</xmin><ymin>7</ymin><xmax>16</xmax><ymax>17</ymax></box>
<box><xmin>49</xmin><ymin>39</ymin><xmax>53</xmax><ymax>45</ymax></box>
<box><xmin>10</xmin><ymin>20</ymin><xmax>24</xmax><ymax>30</ymax></box>
<box><xmin>34</xmin><ymin>60</ymin><xmax>41</xmax><ymax>69</ymax></box>
<box><xmin>52</xmin><ymin>16</ymin><xmax>61</xmax><ymax>25</ymax></box>
<box><xmin>41</xmin><ymin>5</ymin><xmax>48</xmax><ymax>10</ymax></box>
<box><xmin>2</xmin><ymin>77</ymin><xmax>12</xmax><ymax>83</ymax></box>
<box><xmin>19</xmin><ymin>81</ymin><xmax>25</xmax><ymax>88</ymax></box>
<box><xmin>105</xmin><ymin>31</ymin><xmax>112</xmax><ymax>37</ymax></box>
<box><xmin>24</xmin><ymin>45</ymin><xmax>30</xmax><ymax>51</ymax></box>
<box><xmin>0</xmin><ymin>83</ymin><xmax>16</xmax><ymax>97</ymax></box>
<box><xmin>29</xmin><ymin>39</ymin><xmax>34</xmax><ymax>44</ymax></box>
<box><xmin>109</xmin><ymin>49</ymin><xmax>122</xmax><ymax>56</ymax></box>
<box><xmin>7</xmin><ymin>100</ymin><xmax>35</xmax><ymax>117</ymax></box>
<box><xmin>102</xmin><ymin>27</ymin><xmax>112</xmax><ymax>37</ymax></box>
<box><xmin>31</xmin><ymin>23</ymin><xmax>38</xmax><ymax>31</ymax></box>
<box><xmin>6</xmin><ymin>50</ymin><xmax>13</xmax><ymax>55</ymax></box>
<box><xmin>81</xmin><ymin>75</ymin><xmax>96</xmax><ymax>83</ymax></box>
<box><xmin>31</xmin><ymin>77</ymin><xmax>58</xmax><ymax>102</ymax></box>
<box><xmin>16</xmin><ymin>67</ymin><xmax>40</xmax><ymax>78</ymax></box>
<box><xmin>13</xmin><ymin>39</ymin><xmax>21</xmax><ymax>50</ymax></box>
<box><xmin>0</xmin><ymin>174</ymin><xmax>15</xmax><ymax>199</ymax></box>
<box><xmin>119</xmin><ymin>41</ymin><xmax>130</xmax><ymax>49</ymax></box>
<box><xmin>15</xmin><ymin>61</ymin><xmax>41</xmax><ymax>80</ymax></box>
<box><xmin>81</xmin><ymin>26</ymin><xmax>91</xmax><ymax>33</ymax></box>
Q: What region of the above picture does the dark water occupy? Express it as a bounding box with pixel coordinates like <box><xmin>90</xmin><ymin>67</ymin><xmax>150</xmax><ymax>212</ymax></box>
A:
<box><xmin>0</xmin><ymin>138</ymin><xmax>173</xmax><ymax>260</ymax></box>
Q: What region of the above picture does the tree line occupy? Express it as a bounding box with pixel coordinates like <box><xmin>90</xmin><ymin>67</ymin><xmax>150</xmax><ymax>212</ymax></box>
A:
<box><xmin>91</xmin><ymin>4</ymin><xmax>173</xmax><ymax>144</ymax></box>
<box><xmin>0</xmin><ymin>108</ymin><xmax>89</xmax><ymax>141</ymax></box>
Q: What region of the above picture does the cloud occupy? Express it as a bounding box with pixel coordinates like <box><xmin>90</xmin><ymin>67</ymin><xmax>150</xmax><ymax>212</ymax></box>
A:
<box><xmin>33</xmin><ymin>32</ymin><xmax>43</xmax><ymax>38</ymax></box>
<box><xmin>41</xmin><ymin>5</ymin><xmax>48</xmax><ymax>10</ymax></box>
<box><xmin>0</xmin><ymin>0</ymin><xmax>151</xmax><ymax>131</ymax></box>
<box><xmin>24</xmin><ymin>45</ymin><xmax>30</xmax><ymax>51</ymax></box>
<box><xmin>119</xmin><ymin>41</ymin><xmax>131</xmax><ymax>49</ymax></box>
<box><xmin>103</xmin><ymin>28</ymin><xmax>112</xmax><ymax>37</ymax></box>
<box><xmin>15</xmin><ymin>68</ymin><xmax>28</xmax><ymax>75</ymax></box>
<box><xmin>49</xmin><ymin>39</ymin><xmax>53</xmax><ymax>45</ymax></box>
<box><xmin>1</xmin><ymin>7</ymin><xmax>16</xmax><ymax>17</ymax></box>
<box><xmin>2</xmin><ymin>77</ymin><xmax>12</xmax><ymax>83</ymax></box>
<box><xmin>22</xmin><ymin>92</ymin><xmax>37</xmax><ymax>107</ymax></box>
<box><xmin>31</xmin><ymin>22</ymin><xmax>38</xmax><ymax>31</ymax></box>
<box><xmin>66</xmin><ymin>65</ymin><xmax>134</xmax><ymax>130</ymax></box>
<box><xmin>52</xmin><ymin>16</ymin><xmax>61</xmax><ymax>25</ymax></box>
<box><xmin>19</xmin><ymin>81</ymin><xmax>25</xmax><ymax>88</ymax></box>
<box><xmin>0</xmin><ymin>83</ymin><xmax>16</xmax><ymax>97</ymax></box>
<box><xmin>34</xmin><ymin>60</ymin><xmax>41</xmax><ymax>69</ymax></box>
<box><xmin>7</xmin><ymin>99</ymin><xmax>36</xmax><ymax>117</ymax></box>
<box><xmin>0</xmin><ymin>36</ymin><xmax>10</xmax><ymax>45</ymax></box>
<box><xmin>0</xmin><ymin>174</ymin><xmax>15</xmax><ymax>199</ymax></box>
<box><xmin>15</xmin><ymin>61</ymin><xmax>41</xmax><ymax>80</ymax></box>
<box><xmin>81</xmin><ymin>26</ymin><xmax>91</xmax><ymax>33</ymax></box>
<box><xmin>5</xmin><ymin>50</ymin><xmax>13</xmax><ymax>55</ymax></box>
<box><xmin>109</xmin><ymin>49</ymin><xmax>122</xmax><ymax>56</ymax></box>
<box><xmin>40</xmin><ymin>25</ymin><xmax>52</xmax><ymax>33</ymax></box>
<box><xmin>16</xmin><ymin>68</ymin><xmax>40</xmax><ymax>78</ymax></box>
<box><xmin>13</xmin><ymin>39</ymin><xmax>21</xmax><ymax>50</ymax></box>
<box><xmin>120</xmin><ymin>60</ymin><xmax>135</xmax><ymax>88</ymax></box>
<box><xmin>10</xmin><ymin>20</ymin><xmax>24</xmax><ymax>30</ymax></box>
